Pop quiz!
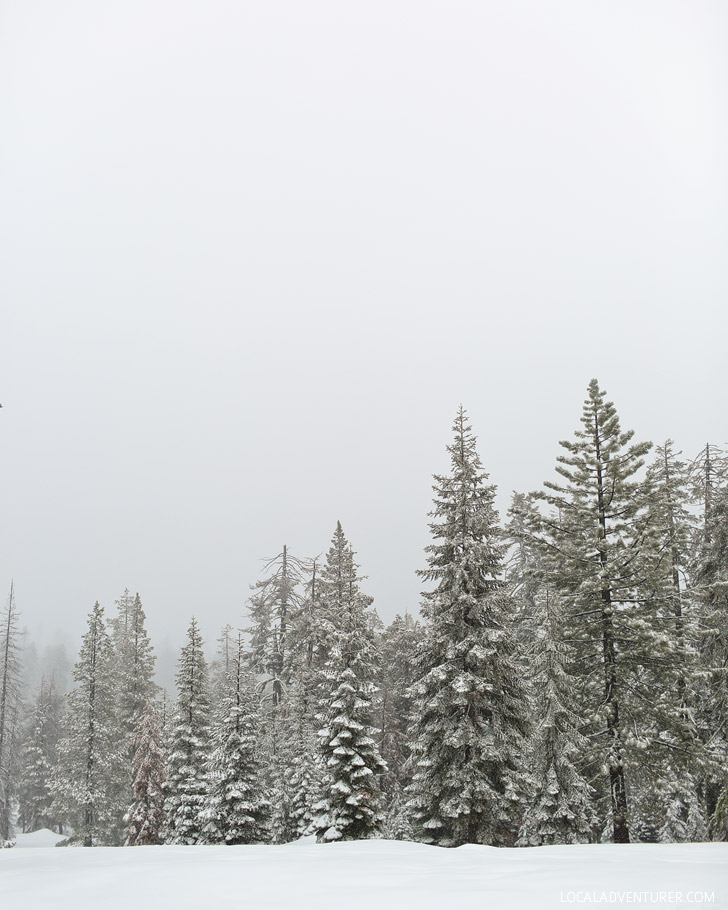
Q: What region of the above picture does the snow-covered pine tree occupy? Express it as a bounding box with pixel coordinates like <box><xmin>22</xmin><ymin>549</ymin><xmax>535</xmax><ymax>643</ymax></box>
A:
<box><xmin>124</xmin><ymin>701</ymin><xmax>166</xmax><ymax>845</ymax></box>
<box><xmin>246</xmin><ymin>546</ymin><xmax>307</xmax><ymax>706</ymax></box>
<box><xmin>639</xmin><ymin>441</ymin><xmax>708</xmax><ymax>842</ymax></box>
<box><xmin>199</xmin><ymin>633</ymin><xmax>269</xmax><ymax>844</ymax></box>
<box><xmin>517</xmin><ymin>589</ymin><xmax>597</xmax><ymax>845</ymax></box>
<box><xmin>0</xmin><ymin>582</ymin><xmax>23</xmax><ymax>844</ymax></box>
<box><xmin>691</xmin><ymin>444</ymin><xmax>728</xmax><ymax>553</ymax></box>
<box><xmin>312</xmin><ymin>522</ymin><xmax>386</xmax><ymax>842</ymax></box>
<box><xmin>113</xmin><ymin>591</ymin><xmax>158</xmax><ymax>744</ymax></box>
<box><xmin>246</xmin><ymin>546</ymin><xmax>310</xmax><ymax>842</ymax></box>
<box><xmin>164</xmin><ymin>617</ymin><xmax>211</xmax><ymax>844</ymax></box>
<box><xmin>280</xmin><ymin>557</ymin><xmax>330</xmax><ymax>840</ymax></box>
<box><xmin>52</xmin><ymin>602</ymin><xmax>126</xmax><ymax>845</ymax></box>
<box><xmin>406</xmin><ymin>407</ymin><xmax>531</xmax><ymax>847</ymax></box>
<box><xmin>18</xmin><ymin>676</ymin><xmax>63</xmax><ymax>834</ymax></box>
<box><xmin>530</xmin><ymin>380</ymin><xmax>657</xmax><ymax>844</ymax></box>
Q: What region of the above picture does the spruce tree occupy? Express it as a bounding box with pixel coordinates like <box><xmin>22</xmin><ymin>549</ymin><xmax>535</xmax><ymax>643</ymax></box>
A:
<box><xmin>199</xmin><ymin>634</ymin><xmax>269</xmax><ymax>844</ymax></box>
<box><xmin>164</xmin><ymin>617</ymin><xmax>211</xmax><ymax>844</ymax></box>
<box><xmin>407</xmin><ymin>408</ymin><xmax>531</xmax><ymax>847</ymax></box>
<box><xmin>312</xmin><ymin>522</ymin><xmax>386</xmax><ymax>842</ymax></box>
<box><xmin>124</xmin><ymin>701</ymin><xmax>166</xmax><ymax>845</ymax></box>
<box><xmin>52</xmin><ymin>602</ymin><xmax>126</xmax><ymax>845</ymax></box>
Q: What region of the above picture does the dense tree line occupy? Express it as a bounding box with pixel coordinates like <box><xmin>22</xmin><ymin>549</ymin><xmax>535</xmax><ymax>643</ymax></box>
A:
<box><xmin>1</xmin><ymin>379</ymin><xmax>727</xmax><ymax>847</ymax></box>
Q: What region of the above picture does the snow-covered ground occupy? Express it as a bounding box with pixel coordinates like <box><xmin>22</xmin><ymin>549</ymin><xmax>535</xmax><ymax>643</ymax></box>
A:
<box><xmin>2</xmin><ymin>836</ymin><xmax>726</xmax><ymax>910</ymax></box>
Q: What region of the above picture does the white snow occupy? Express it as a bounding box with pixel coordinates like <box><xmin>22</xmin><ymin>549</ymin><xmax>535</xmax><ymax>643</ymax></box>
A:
<box><xmin>12</xmin><ymin>827</ymin><xmax>65</xmax><ymax>848</ymax></box>
<box><xmin>1</xmin><ymin>839</ymin><xmax>725</xmax><ymax>910</ymax></box>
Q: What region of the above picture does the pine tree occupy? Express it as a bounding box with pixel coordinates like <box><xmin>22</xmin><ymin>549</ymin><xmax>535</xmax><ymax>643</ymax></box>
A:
<box><xmin>114</xmin><ymin>591</ymin><xmax>158</xmax><ymax>743</ymax></box>
<box><xmin>640</xmin><ymin>441</ymin><xmax>708</xmax><ymax>841</ymax></box>
<box><xmin>246</xmin><ymin>546</ymin><xmax>307</xmax><ymax>707</ymax></box>
<box><xmin>312</xmin><ymin>522</ymin><xmax>386</xmax><ymax>842</ymax></box>
<box><xmin>18</xmin><ymin>677</ymin><xmax>63</xmax><ymax>834</ymax></box>
<box><xmin>517</xmin><ymin>589</ymin><xmax>597</xmax><ymax>845</ymax></box>
<box><xmin>124</xmin><ymin>701</ymin><xmax>166</xmax><ymax>845</ymax></box>
<box><xmin>164</xmin><ymin>617</ymin><xmax>211</xmax><ymax>844</ymax></box>
<box><xmin>52</xmin><ymin>602</ymin><xmax>126</xmax><ymax>845</ymax></box>
<box><xmin>530</xmin><ymin>379</ymin><xmax>660</xmax><ymax>843</ymax></box>
<box><xmin>199</xmin><ymin>634</ymin><xmax>269</xmax><ymax>844</ymax></box>
<box><xmin>407</xmin><ymin>408</ymin><xmax>531</xmax><ymax>847</ymax></box>
<box><xmin>0</xmin><ymin>582</ymin><xmax>23</xmax><ymax>843</ymax></box>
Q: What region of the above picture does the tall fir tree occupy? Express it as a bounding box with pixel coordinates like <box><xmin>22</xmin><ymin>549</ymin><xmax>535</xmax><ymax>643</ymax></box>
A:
<box><xmin>529</xmin><ymin>379</ymin><xmax>677</xmax><ymax>843</ymax></box>
<box><xmin>312</xmin><ymin>522</ymin><xmax>386</xmax><ymax>842</ymax></box>
<box><xmin>406</xmin><ymin>407</ymin><xmax>531</xmax><ymax>847</ymax></box>
<box><xmin>164</xmin><ymin>617</ymin><xmax>211</xmax><ymax>844</ymax></box>
<box><xmin>199</xmin><ymin>633</ymin><xmax>270</xmax><ymax>844</ymax></box>
<box><xmin>52</xmin><ymin>602</ymin><xmax>126</xmax><ymax>845</ymax></box>
<box><xmin>124</xmin><ymin>701</ymin><xmax>166</xmax><ymax>845</ymax></box>
<box><xmin>0</xmin><ymin>582</ymin><xmax>23</xmax><ymax>843</ymax></box>
<box><xmin>245</xmin><ymin>547</ymin><xmax>310</xmax><ymax>841</ymax></box>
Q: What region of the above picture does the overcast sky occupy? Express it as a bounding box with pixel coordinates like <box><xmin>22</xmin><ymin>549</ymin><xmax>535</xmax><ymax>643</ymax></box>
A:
<box><xmin>1</xmin><ymin>1</ymin><xmax>726</xmax><ymax>659</ymax></box>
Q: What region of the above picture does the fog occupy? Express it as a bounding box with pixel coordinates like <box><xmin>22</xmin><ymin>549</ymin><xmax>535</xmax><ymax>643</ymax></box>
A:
<box><xmin>1</xmin><ymin>1</ymin><xmax>726</xmax><ymax>661</ymax></box>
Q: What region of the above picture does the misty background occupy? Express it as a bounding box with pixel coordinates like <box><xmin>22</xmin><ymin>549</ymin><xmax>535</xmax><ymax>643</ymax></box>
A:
<box><xmin>1</xmin><ymin>1</ymin><xmax>726</xmax><ymax>672</ymax></box>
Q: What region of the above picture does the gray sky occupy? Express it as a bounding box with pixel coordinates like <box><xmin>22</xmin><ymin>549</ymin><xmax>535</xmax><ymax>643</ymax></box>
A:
<box><xmin>1</xmin><ymin>1</ymin><xmax>726</xmax><ymax>658</ymax></box>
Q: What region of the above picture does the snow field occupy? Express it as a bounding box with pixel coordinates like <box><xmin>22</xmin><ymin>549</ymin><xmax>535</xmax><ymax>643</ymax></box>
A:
<box><xmin>2</xmin><ymin>839</ymin><xmax>726</xmax><ymax>910</ymax></box>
